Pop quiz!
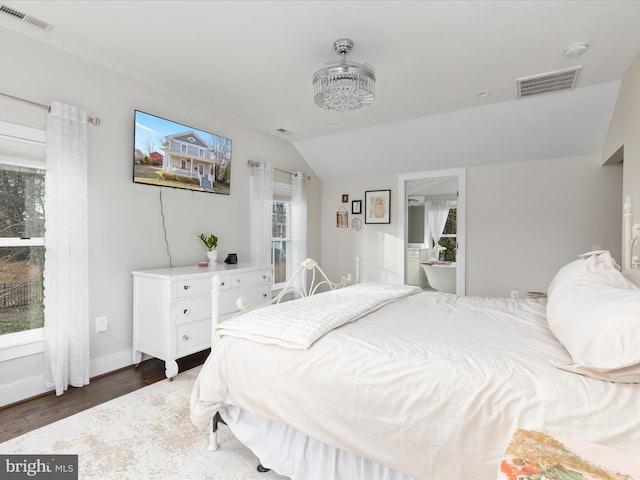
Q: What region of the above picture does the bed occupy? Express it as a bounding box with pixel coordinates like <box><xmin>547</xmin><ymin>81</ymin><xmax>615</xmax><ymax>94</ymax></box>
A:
<box><xmin>190</xmin><ymin>203</ymin><xmax>640</xmax><ymax>480</ymax></box>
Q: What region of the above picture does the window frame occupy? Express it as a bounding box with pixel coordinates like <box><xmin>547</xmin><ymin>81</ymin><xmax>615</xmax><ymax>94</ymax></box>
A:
<box><xmin>0</xmin><ymin>121</ymin><xmax>46</xmax><ymax>361</ymax></box>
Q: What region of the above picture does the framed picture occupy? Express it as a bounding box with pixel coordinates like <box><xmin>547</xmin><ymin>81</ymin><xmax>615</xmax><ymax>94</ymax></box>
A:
<box><xmin>342</xmin><ymin>194</ymin><xmax>349</xmax><ymax>203</ymax></box>
<box><xmin>337</xmin><ymin>210</ymin><xmax>348</xmax><ymax>228</ymax></box>
<box><xmin>365</xmin><ymin>189</ymin><xmax>391</xmax><ymax>224</ymax></box>
<box><xmin>351</xmin><ymin>200</ymin><xmax>362</xmax><ymax>215</ymax></box>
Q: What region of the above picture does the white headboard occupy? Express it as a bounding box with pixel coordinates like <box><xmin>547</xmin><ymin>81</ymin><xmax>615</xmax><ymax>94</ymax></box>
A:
<box><xmin>623</xmin><ymin>196</ymin><xmax>640</xmax><ymax>269</ymax></box>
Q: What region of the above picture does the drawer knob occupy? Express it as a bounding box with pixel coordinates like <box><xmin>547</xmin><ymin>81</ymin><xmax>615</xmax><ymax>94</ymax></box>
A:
<box><xmin>183</xmin><ymin>309</ymin><xmax>189</xmax><ymax>315</ymax></box>
<box><xmin>182</xmin><ymin>335</ymin><xmax>189</xmax><ymax>341</ymax></box>
<box><xmin>183</xmin><ymin>285</ymin><xmax>190</xmax><ymax>290</ymax></box>
<box><xmin>262</xmin><ymin>293</ymin><xmax>268</xmax><ymax>298</ymax></box>
<box><xmin>220</xmin><ymin>281</ymin><xmax>225</xmax><ymax>286</ymax></box>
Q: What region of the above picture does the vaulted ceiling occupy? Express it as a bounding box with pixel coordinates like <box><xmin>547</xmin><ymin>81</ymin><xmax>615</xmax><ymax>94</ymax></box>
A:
<box><xmin>2</xmin><ymin>1</ymin><xmax>640</xmax><ymax>179</ymax></box>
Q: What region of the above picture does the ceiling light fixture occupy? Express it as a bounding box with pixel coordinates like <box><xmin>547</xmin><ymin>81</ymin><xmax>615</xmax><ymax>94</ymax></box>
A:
<box><xmin>564</xmin><ymin>42</ymin><xmax>589</xmax><ymax>58</ymax></box>
<box><xmin>313</xmin><ymin>38</ymin><xmax>375</xmax><ymax>112</ymax></box>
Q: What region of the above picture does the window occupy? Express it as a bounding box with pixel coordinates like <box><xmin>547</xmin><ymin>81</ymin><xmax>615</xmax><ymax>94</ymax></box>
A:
<box><xmin>438</xmin><ymin>206</ymin><xmax>457</xmax><ymax>262</ymax></box>
<box><xmin>272</xmin><ymin>182</ymin><xmax>292</xmax><ymax>286</ymax></box>
<box><xmin>0</xmin><ymin>121</ymin><xmax>46</xmax><ymax>358</ymax></box>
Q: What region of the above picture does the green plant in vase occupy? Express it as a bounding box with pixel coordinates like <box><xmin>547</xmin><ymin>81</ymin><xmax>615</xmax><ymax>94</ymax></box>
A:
<box><xmin>199</xmin><ymin>233</ymin><xmax>218</xmax><ymax>264</ymax></box>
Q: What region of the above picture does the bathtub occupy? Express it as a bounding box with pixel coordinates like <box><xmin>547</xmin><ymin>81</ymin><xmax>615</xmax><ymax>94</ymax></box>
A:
<box><xmin>421</xmin><ymin>262</ymin><xmax>457</xmax><ymax>294</ymax></box>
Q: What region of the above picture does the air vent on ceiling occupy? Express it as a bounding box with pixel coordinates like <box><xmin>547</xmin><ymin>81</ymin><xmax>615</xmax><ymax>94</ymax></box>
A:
<box><xmin>276</xmin><ymin>128</ymin><xmax>295</xmax><ymax>136</ymax></box>
<box><xmin>0</xmin><ymin>4</ymin><xmax>54</xmax><ymax>32</ymax></box>
<box><xmin>517</xmin><ymin>66</ymin><xmax>581</xmax><ymax>98</ymax></box>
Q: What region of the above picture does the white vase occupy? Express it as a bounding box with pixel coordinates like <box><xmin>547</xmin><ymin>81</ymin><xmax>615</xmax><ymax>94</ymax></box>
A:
<box><xmin>207</xmin><ymin>250</ymin><xmax>218</xmax><ymax>264</ymax></box>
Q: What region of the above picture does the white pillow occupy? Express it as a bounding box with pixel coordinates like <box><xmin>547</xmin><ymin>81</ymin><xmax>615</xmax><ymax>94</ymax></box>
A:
<box><xmin>546</xmin><ymin>251</ymin><xmax>640</xmax><ymax>383</ymax></box>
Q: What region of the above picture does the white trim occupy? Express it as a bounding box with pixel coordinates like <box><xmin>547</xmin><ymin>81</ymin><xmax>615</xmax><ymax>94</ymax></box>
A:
<box><xmin>0</xmin><ymin>372</ymin><xmax>51</xmax><ymax>408</ymax></box>
<box><xmin>0</xmin><ymin>328</ymin><xmax>44</xmax><ymax>362</ymax></box>
<box><xmin>0</xmin><ymin>237</ymin><xmax>45</xmax><ymax>247</ymax></box>
<box><xmin>0</xmin><ymin>120</ymin><xmax>46</xmax><ymax>143</ymax></box>
<box><xmin>0</xmin><ymin>346</ymin><xmax>134</xmax><ymax>407</ymax></box>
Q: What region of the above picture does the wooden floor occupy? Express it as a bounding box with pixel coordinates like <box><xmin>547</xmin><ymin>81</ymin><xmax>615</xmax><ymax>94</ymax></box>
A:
<box><xmin>0</xmin><ymin>349</ymin><xmax>209</xmax><ymax>444</ymax></box>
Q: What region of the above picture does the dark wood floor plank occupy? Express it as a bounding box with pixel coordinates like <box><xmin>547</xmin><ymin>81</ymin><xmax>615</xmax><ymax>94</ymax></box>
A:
<box><xmin>0</xmin><ymin>349</ymin><xmax>209</xmax><ymax>444</ymax></box>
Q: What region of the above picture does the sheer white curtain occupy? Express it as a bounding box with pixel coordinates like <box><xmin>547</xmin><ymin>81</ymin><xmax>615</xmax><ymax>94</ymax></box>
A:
<box><xmin>44</xmin><ymin>102</ymin><xmax>90</xmax><ymax>396</ymax></box>
<box><xmin>249</xmin><ymin>161</ymin><xmax>273</xmax><ymax>265</ymax></box>
<box><xmin>291</xmin><ymin>172</ymin><xmax>307</xmax><ymax>283</ymax></box>
<box><xmin>425</xmin><ymin>200</ymin><xmax>450</xmax><ymax>260</ymax></box>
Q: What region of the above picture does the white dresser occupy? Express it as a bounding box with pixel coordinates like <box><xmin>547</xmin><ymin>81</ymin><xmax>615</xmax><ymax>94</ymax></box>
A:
<box><xmin>132</xmin><ymin>263</ymin><xmax>272</xmax><ymax>378</ymax></box>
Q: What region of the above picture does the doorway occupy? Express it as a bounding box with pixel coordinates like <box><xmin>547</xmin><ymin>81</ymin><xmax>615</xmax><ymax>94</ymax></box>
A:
<box><xmin>398</xmin><ymin>168</ymin><xmax>465</xmax><ymax>295</ymax></box>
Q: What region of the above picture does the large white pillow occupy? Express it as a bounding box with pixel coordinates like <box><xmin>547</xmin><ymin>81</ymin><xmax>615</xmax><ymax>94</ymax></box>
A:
<box><xmin>546</xmin><ymin>250</ymin><xmax>640</xmax><ymax>383</ymax></box>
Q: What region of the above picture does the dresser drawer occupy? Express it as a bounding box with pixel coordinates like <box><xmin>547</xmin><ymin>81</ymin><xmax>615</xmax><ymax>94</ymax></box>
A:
<box><xmin>176</xmin><ymin>319</ymin><xmax>211</xmax><ymax>354</ymax></box>
<box><xmin>175</xmin><ymin>295</ymin><xmax>211</xmax><ymax>324</ymax></box>
<box><xmin>175</xmin><ymin>277</ymin><xmax>212</xmax><ymax>298</ymax></box>
<box><xmin>226</xmin><ymin>269</ymin><xmax>272</xmax><ymax>289</ymax></box>
<box><xmin>219</xmin><ymin>283</ymin><xmax>271</xmax><ymax>314</ymax></box>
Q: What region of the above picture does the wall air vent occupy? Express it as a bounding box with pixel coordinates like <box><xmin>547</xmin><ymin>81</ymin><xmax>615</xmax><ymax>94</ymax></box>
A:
<box><xmin>517</xmin><ymin>66</ymin><xmax>581</xmax><ymax>98</ymax></box>
<box><xmin>0</xmin><ymin>4</ymin><xmax>54</xmax><ymax>32</ymax></box>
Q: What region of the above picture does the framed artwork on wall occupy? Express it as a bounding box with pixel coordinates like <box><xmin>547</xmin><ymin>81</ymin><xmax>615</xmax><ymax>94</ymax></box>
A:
<box><xmin>365</xmin><ymin>189</ymin><xmax>391</xmax><ymax>224</ymax></box>
<box><xmin>337</xmin><ymin>206</ymin><xmax>348</xmax><ymax>228</ymax></box>
<box><xmin>351</xmin><ymin>200</ymin><xmax>362</xmax><ymax>214</ymax></box>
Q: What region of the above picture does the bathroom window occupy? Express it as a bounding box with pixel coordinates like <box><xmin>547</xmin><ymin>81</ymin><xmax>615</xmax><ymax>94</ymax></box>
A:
<box><xmin>272</xmin><ymin>182</ymin><xmax>292</xmax><ymax>286</ymax></box>
<box><xmin>438</xmin><ymin>208</ymin><xmax>457</xmax><ymax>262</ymax></box>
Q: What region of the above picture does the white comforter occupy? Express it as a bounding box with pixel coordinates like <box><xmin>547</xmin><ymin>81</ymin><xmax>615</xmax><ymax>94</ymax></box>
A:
<box><xmin>190</xmin><ymin>290</ymin><xmax>640</xmax><ymax>480</ymax></box>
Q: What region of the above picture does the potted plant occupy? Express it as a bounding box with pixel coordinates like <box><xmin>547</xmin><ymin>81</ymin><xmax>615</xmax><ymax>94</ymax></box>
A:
<box><xmin>199</xmin><ymin>233</ymin><xmax>218</xmax><ymax>264</ymax></box>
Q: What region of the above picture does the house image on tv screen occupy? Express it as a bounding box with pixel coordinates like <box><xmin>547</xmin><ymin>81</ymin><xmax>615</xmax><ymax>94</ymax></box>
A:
<box><xmin>133</xmin><ymin>110</ymin><xmax>232</xmax><ymax>195</ymax></box>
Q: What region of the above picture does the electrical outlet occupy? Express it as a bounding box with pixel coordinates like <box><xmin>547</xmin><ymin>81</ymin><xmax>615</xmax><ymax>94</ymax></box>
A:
<box><xmin>95</xmin><ymin>315</ymin><xmax>108</xmax><ymax>333</ymax></box>
<box><xmin>510</xmin><ymin>290</ymin><xmax>520</xmax><ymax>300</ymax></box>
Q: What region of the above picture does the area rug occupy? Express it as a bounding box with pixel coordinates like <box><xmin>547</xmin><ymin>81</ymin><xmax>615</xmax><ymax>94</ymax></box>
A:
<box><xmin>0</xmin><ymin>366</ymin><xmax>289</xmax><ymax>480</ymax></box>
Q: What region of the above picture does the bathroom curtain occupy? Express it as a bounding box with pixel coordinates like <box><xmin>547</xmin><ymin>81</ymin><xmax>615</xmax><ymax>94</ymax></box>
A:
<box><xmin>43</xmin><ymin>102</ymin><xmax>90</xmax><ymax>396</ymax></box>
<box><xmin>291</xmin><ymin>172</ymin><xmax>307</xmax><ymax>286</ymax></box>
<box><xmin>425</xmin><ymin>200</ymin><xmax>450</xmax><ymax>260</ymax></box>
<box><xmin>249</xmin><ymin>161</ymin><xmax>273</xmax><ymax>266</ymax></box>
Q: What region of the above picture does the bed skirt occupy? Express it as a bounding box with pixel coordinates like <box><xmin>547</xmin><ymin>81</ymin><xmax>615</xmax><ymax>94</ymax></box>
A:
<box><xmin>220</xmin><ymin>406</ymin><xmax>413</xmax><ymax>480</ymax></box>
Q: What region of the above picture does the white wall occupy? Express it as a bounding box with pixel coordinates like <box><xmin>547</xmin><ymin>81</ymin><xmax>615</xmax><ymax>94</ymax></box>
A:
<box><xmin>603</xmin><ymin>51</ymin><xmax>640</xmax><ymax>238</ymax></box>
<box><xmin>0</xmin><ymin>28</ymin><xmax>321</xmax><ymax>405</ymax></box>
<box><xmin>466</xmin><ymin>154</ymin><xmax>622</xmax><ymax>297</ymax></box>
<box><xmin>320</xmin><ymin>156</ymin><xmax>622</xmax><ymax>297</ymax></box>
<box><xmin>321</xmin><ymin>176</ymin><xmax>403</xmax><ymax>285</ymax></box>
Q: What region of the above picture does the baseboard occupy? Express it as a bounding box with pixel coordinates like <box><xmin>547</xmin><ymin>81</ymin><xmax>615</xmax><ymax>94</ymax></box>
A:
<box><xmin>89</xmin><ymin>347</ymin><xmax>134</xmax><ymax>378</ymax></box>
<box><xmin>0</xmin><ymin>348</ymin><xmax>134</xmax><ymax>408</ymax></box>
<box><xmin>0</xmin><ymin>374</ymin><xmax>51</xmax><ymax>408</ymax></box>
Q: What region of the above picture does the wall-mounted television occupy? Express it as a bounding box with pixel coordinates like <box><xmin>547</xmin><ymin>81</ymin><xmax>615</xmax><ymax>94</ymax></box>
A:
<box><xmin>133</xmin><ymin>110</ymin><xmax>232</xmax><ymax>195</ymax></box>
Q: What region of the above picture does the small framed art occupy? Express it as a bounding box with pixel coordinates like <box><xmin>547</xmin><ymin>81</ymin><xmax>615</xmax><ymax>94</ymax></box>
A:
<box><xmin>365</xmin><ymin>189</ymin><xmax>391</xmax><ymax>224</ymax></box>
<box><xmin>352</xmin><ymin>200</ymin><xmax>362</xmax><ymax>215</ymax></box>
<box><xmin>337</xmin><ymin>206</ymin><xmax>348</xmax><ymax>228</ymax></box>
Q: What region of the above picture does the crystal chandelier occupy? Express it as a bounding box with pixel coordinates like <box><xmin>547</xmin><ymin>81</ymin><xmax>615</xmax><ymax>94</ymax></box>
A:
<box><xmin>313</xmin><ymin>39</ymin><xmax>376</xmax><ymax>112</ymax></box>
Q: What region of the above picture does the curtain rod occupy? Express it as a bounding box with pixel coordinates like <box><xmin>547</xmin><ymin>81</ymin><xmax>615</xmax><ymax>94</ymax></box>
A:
<box><xmin>0</xmin><ymin>91</ymin><xmax>101</xmax><ymax>126</ymax></box>
<box><xmin>247</xmin><ymin>160</ymin><xmax>311</xmax><ymax>180</ymax></box>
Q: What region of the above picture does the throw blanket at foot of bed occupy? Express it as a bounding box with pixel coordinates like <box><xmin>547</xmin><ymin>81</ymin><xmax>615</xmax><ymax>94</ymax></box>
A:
<box><xmin>214</xmin><ymin>282</ymin><xmax>421</xmax><ymax>349</ymax></box>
